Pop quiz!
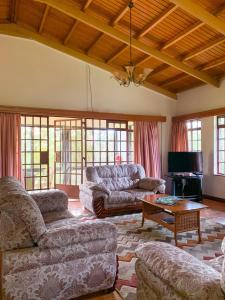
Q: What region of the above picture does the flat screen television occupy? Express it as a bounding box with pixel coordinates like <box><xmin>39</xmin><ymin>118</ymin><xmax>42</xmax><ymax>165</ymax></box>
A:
<box><xmin>168</xmin><ymin>152</ymin><xmax>203</xmax><ymax>173</ymax></box>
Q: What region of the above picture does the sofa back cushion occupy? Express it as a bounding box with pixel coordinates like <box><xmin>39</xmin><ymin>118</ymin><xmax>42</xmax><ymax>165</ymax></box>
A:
<box><xmin>85</xmin><ymin>164</ymin><xmax>146</xmax><ymax>191</ymax></box>
<box><xmin>0</xmin><ymin>176</ymin><xmax>46</xmax><ymax>251</ymax></box>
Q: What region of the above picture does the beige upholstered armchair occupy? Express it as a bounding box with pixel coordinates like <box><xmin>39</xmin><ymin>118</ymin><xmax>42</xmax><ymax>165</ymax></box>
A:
<box><xmin>135</xmin><ymin>241</ymin><xmax>225</xmax><ymax>300</ymax></box>
<box><xmin>0</xmin><ymin>176</ymin><xmax>117</xmax><ymax>300</ymax></box>
<box><xmin>79</xmin><ymin>164</ymin><xmax>165</xmax><ymax>218</ymax></box>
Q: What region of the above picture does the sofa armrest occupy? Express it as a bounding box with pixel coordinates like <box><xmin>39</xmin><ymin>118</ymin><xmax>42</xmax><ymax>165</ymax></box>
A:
<box><xmin>136</xmin><ymin>242</ymin><xmax>223</xmax><ymax>299</ymax></box>
<box><xmin>29</xmin><ymin>189</ymin><xmax>68</xmax><ymax>213</ymax></box>
<box><xmin>80</xmin><ymin>181</ymin><xmax>111</xmax><ymax>195</ymax></box>
<box><xmin>38</xmin><ymin>220</ymin><xmax>117</xmax><ymax>249</ymax></box>
<box><xmin>138</xmin><ymin>177</ymin><xmax>166</xmax><ymax>193</ymax></box>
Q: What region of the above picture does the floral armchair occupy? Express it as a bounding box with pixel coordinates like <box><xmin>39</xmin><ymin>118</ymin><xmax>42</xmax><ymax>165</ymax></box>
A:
<box><xmin>135</xmin><ymin>241</ymin><xmax>225</xmax><ymax>300</ymax></box>
<box><xmin>0</xmin><ymin>176</ymin><xmax>117</xmax><ymax>300</ymax></box>
<box><xmin>80</xmin><ymin>164</ymin><xmax>165</xmax><ymax>218</ymax></box>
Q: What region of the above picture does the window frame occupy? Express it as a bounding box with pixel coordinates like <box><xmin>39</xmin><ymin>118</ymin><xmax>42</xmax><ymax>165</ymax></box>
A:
<box><xmin>187</xmin><ymin>119</ymin><xmax>202</xmax><ymax>152</ymax></box>
<box><xmin>217</xmin><ymin>115</ymin><xmax>225</xmax><ymax>176</ymax></box>
<box><xmin>21</xmin><ymin>115</ymin><xmax>49</xmax><ymax>191</ymax></box>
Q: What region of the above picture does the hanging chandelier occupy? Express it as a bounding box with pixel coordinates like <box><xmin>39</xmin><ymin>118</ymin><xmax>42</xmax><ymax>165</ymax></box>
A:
<box><xmin>112</xmin><ymin>0</ymin><xmax>153</xmax><ymax>87</ymax></box>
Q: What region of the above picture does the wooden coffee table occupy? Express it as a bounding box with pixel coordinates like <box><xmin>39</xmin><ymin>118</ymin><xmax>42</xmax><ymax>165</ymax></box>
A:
<box><xmin>140</xmin><ymin>194</ymin><xmax>208</xmax><ymax>246</ymax></box>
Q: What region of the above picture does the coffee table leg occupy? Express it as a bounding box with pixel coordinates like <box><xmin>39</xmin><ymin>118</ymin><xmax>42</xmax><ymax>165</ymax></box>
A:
<box><xmin>174</xmin><ymin>232</ymin><xmax>178</xmax><ymax>247</ymax></box>
<box><xmin>197</xmin><ymin>211</ymin><xmax>201</xmax><ymax>243</ymax></box>
<box><xmin>141</xmin><ymin>213</ymin><xmax>145</xmax><ymax>227</ymax></box>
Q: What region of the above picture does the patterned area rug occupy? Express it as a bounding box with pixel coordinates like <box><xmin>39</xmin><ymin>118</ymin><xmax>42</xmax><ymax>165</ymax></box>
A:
<box><xmin>76</xmin><ymin>212</ymin><xmax>225</xmax><ymax>300</ymax></box>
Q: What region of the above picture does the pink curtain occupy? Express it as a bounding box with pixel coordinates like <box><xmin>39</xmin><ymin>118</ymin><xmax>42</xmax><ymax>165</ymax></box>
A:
<box><xmin>171</xmin><ymin>120</ymin><xmax>188</xmax><ymax>152</ymax></box>
<box><xmin>0</xmin><ymin>113</ymin><xmax>22</xmax><ymax>180</ymax></box>
<box><xmin>134</xmin><ymin>121</ymin><xmax>161</xmax><ymax>178</ymax></box>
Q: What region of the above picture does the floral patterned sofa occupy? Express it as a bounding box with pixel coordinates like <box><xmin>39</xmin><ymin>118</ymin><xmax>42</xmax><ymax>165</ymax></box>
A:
<box><xmin>79</xmin><ymin>164</ymin><xmax>165</xmax><ymax>218</ymax></box>
<box><xmin>135</xmin><ymin>241</ymin><xmax>225</xmax><ymax>300</ymax></box>
<box><xmin>0</xmin><ymin>176</ymin><xmax>117</xmax><ymax>300</ymax></box>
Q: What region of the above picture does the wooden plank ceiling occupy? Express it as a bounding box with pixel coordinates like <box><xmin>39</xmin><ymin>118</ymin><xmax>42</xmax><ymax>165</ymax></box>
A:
<box><xmin>1</xmin><ymin>0</ymin><xmax>225</xmax><ymax>100</ymax></box>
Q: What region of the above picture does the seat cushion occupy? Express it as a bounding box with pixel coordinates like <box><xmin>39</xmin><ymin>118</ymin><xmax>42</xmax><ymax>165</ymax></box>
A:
<box><xmin>125</xmin><ymin>189</ymin><xmax>154</xmax><ymax>198</ymax></box>
<box><xmin>104</xmin><ymin>189</ymin><xmax>151</xmax><ymax>209</ymax></box>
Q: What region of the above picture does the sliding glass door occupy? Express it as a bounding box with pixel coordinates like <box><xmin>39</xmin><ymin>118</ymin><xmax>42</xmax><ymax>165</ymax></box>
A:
<box><xmin>54</xmin><ymin>119</ymin><xmax>83</xmax><ymax>198</ymax></box>
<box><xmin>21</xmin><ymin>116</ymin><xmax>49</xmax><ymax>190</ymax></box>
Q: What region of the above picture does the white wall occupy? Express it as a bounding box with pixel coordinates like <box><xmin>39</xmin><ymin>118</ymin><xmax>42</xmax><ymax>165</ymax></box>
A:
<box><xmin>177</xmin><ymin>81</ymin><xmax>225</xmax><ymax>199</ymax></box>
<box><xmin>0</xmin><ymin>35</ymin><xmax>176</xmax><ymax>175</ymax></box>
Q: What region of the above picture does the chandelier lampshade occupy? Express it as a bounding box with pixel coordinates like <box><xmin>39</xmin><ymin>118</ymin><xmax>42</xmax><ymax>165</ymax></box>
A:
<box><xmin>112</xmin><ymin>0</ymin><xmax>153</xmax><ymax>87</ymax></box>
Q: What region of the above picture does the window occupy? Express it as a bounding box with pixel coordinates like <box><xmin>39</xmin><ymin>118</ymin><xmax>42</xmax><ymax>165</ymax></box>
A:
<box><xmin>21</xmin><ymin>116</ymin><xmax>49</xmax><ymax>190</ymax></box>
<box><xmin>217</xmin><ymin>116</ymin><xmax>225</xmax><ymax>175</ymax></box>
<box><xmin>187</xmin><ymin>120</ymin><xmax>201</xmax><ymax>152</ymax></box>
<box><xmin>84</xmin><ymin>119</ymin><xmax>134</xmax><ymax>166</ymax></box>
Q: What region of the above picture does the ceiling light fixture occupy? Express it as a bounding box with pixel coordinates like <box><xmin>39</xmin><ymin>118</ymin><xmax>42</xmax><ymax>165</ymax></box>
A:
<box><xmin>112</xmin><ymin>0</ymin><xmax>153</xmax><ymax>87</ymax></box>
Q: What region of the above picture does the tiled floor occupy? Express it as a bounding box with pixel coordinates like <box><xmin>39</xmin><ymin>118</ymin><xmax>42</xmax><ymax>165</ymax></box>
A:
<box><xmin>69</xmin><ymin>198</ymin><xmax>225</xmax><ymax>300</ymax></box>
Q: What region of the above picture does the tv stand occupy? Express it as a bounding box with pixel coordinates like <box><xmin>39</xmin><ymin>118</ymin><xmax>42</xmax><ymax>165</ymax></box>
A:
<box><xmin>166</xmin><ymin>174</ymin><xmax>203</xmax><ymax>202</ymax></box>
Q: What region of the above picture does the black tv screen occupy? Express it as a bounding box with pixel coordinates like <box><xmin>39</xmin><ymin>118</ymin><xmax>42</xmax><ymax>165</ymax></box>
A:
<box><xmin>168</xmin><ymin>152</ymin><xmax>203</xmax><ymax>173</ymax></box>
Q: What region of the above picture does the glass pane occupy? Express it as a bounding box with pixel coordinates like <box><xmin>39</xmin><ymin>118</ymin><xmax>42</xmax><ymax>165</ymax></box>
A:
<box><xmin>86</xmin><ymin>119</ymin><xmax>93</xmax><ymax>128</ymax></box>
<box><xmin>108</xmin><ymin>152</ymin><xmax>114</xmax><ymax>162</ymax></box>
<box><xmin>108</xmin><ymin>130</ymin><xmax>114</xmax><ymax>140</ymax></box>
<box><xmin>192</xmin><ymin>131</ymin><xmax>197</xmax><ymax>140</ymax></box>
<box><xmin>94</xmin><ymin>152</ymin><xmax>100</xmax><ymax>162</ymax></box>
<box><xmin>41</xmin><ymin>165</ymin><xmax>48</xmax><ymax>176</ymax></box>
<box><xmin>41</xmin><ymin>118</ymin><xmax>48</xmax><ymax>126</ymax></box>
<box><xmin>26</xmin><ymin>178</ymin><xmax>33</xmax><ymax>190</ymax></box>
<box><xmin>94</xmin><ymin>141</ymin><xmax>100</xmax><ymax>151</ymax></box>
<box><xmin>26</xmin><ymin>127</ymin><xmax>32</xmax><ymax>139</ymax></box>
<box><xmin>26</xmin><ymin>165</ymin><xmax>32</xmax><ymax>177</ymax></box>
<box><xmin>101</xmin><ymin>141</ymin><xmax>107</xmax><ymax>151</ymax></box>
<box><xmin>34</xmin><ymin>166</ymin><xmax>40</xmax><ymax>176</ymax></box>
<box><xmin>121</xmin><ymin>142</ymin><xmax>127</xmax><ymax>151</ymax></box>
<box><xmin>108</xmin><ymin>142</ymin><xmax>114</xmax><ymax>151</ymax></box>
<box><xmin>218</xmin><ymin>117</ymin><xmax>225</xmax><ymax>125</ymax></box>
<box><xmin>41</xmin><ymin>140</ymin><xmax>48</xmax><ymax>151</ymax></box>
<box><xmin>87</xmin><ymin>152</ymin><xmax>93</xmax><ymax>162</ymax></box>
<box><xmin>192</xmin><ymin>121</ymin><xmax>198</xmax><ymax>129</ymax></box>
<box><xmin>34</xmin><ymin>127</ymin><xmax>40</xmax><ymax>139</ymax></box>
<box><xmin>34</xmin><ymin>140</ymin><xmax>40</xmax><ymax>151</ymax></box>
<box><xmin>77</xmin><ymin>152</ymin><xmax>81</xmax><ymax>163</ymax></box>
<box><xmin>94</xmin><ymin>130</ymin><xmax>100</xmax><ymax>140</ymax></box>
<box><xmin>121</xmin><ymin>131</ymin><xmax>127</xmax><ymax>141</ymax></box>
<box><xmin>77</xmin><ymin>176</ymin><xmax>81</xmax><ymax>185</ymax></box>
<box><xmin>34</xmin><ymin>177</ymin><xmax>40</xmax><ymax>190</ymax></box>
<box><xmin>34</xmin><ymin>152</ymin><xmax>40</xmax><ymax>164</ymax></box>
<box><xmin>219</xmin><ymin>151</ymin><xmax>225</xmax><ymax>162</ymax></box>
<box><xmin>86</xmin><ymin>130</ymin><xmax>93</xmax><ymax>140</ymax></box>
<box><xmin>100</xmin><ymin>131</ymin><xmax>107</xmax><ymax>140</ymax></box>
<box><xmin>219</xmin><ymin>139</ymin><xmax>225</xmax><ymax>150</ymax></box>
<box><xmin>26</xmin><ymin>117</ymin><xmax>33</xmax><ymax>126</ymax></box>
<box><xmin>100</xmin><ymin>120</ymin><xmax>106</xmax><ymax>128</ymax></box>
<box><xmin>21</xmin><ymin>152</ymin><xmax>25</xmax><ymax>164</ymax></box>
<box><xmin>219</xmin><ymin>128</ymin><xmax>225</xmax><ymax>139</ymax></box>
<box><xmin>41</xmin><ymin>177</ymin><xmax>48</xmax><ymax>189</ymax></box>
<box><xmin>87</xmin><ymin>141</ymin><xmax>93</xmax><ymax>151</ymax></box>
<box><xmin>128</xmin><ymin>122</ymin><xmax>134</xmax><ymax>130</ymax></box>
<box><xmin>34</xmin><ymin>117</ymin><xmax>40</xmax><ymax>125</ymax></box>
<box><xmin>121</xmin><ymin>152</ymin><xmax>127</xmax><ymax>162</ymax></box>
<box><xmin>101</xmin><ymin>152</ymin><xmax>107</xmax><ymax>162</ymax></box>
<box><xmin>26</xmin><ymin>153</ymin><xmax>32</xmax><ymax>164</ymax></box>
<box><xmin>94</xmin><ymin>120</ymin><xmax>100</xmax><ymax>128</ymax></box>
<box><xmin>41</xmin><ymin>128</ymin><xmax>48</xmax><ymax>139</ymax></box>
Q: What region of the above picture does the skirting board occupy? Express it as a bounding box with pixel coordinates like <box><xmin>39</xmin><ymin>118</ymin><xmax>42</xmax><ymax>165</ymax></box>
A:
<box><xmin>203</xmin><ymin>194</ymin><xmax>225</xmax><ymax>202</ymax></box>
